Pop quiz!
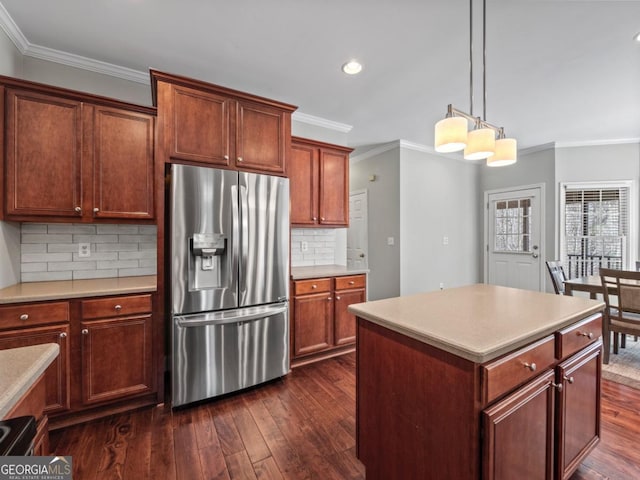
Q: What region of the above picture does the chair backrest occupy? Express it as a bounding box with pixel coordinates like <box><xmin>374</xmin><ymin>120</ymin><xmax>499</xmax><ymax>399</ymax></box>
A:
<box><xmin>600</xmin><ymin>268</ymin><xmax>640</xmax><ymax>316</ymax></box>
<box><xmin>546</xmin><ymin>261</ymin><xmax>566</xmax><ymax>295</ymax></box>
<box><xmin>636</xmin><ymin>261</ymin><xmax>640</xmax><ymax>272</ymax></box>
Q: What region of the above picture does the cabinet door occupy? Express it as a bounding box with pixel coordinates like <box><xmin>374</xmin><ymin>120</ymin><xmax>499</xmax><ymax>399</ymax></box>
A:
<box><xmin>235</xmin><ymin>100</ymin><xmax>288</xmax><ymax>175</ymax></box>
<box><xmin>293</xmin><ymin>293</ymin><xmax>333</xmax><ymax>357</ymax></box>
<box><xmin>319</xmin><ymin>148</ymin><xmax>349</xmax><ymax>226</ymax></box>
<box><xmin>0</xmin><ymin>324</ymin><xmax>70</xmax><ymax>414</ymax></box>
<box><xmin>91</xmin><ymin>105</ymin><xmax>155</xmax><ymax>219</ymax></box>
<box><xmin>81</xmin><ymin>315</ymin><xmax>153</xmax><ymax>404</ymax></box>
<box><xmin>5</xmin><ymin>89</ymin><xmax>83</xmax><ymax>218</ymax></box>
<box><xmin>334</xmin><ymin>288</ymin><xmax>365</xmax><ymax>346</ymax></box>
<box><xmin>167</xmin><ymin>84</ymin><xmax>231</xmax><ymax>166</ymax></box>
<box><xmin>290</xmin><ymin>141</ymin><xmax>319</xmax><ymax>225</ymax></box>
<box><xmin>483</xmin><ymin>370</ymin><xmax>555</xmax><ymax>480</ymax></box>
<box><xmin>556</xmin><ymin>341</ymin><xmax>601</xmax><ymax>480</ymax></box>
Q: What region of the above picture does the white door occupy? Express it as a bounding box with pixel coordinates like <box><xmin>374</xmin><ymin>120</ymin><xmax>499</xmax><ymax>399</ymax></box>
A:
<box><xmin>347</xmin><ymin>190</ymin><xmax>368</xmax><ymax>269</ymax></box>
<box><xmin>485</xmin><ymin>185</ymin><xmax>544</xmax><ymax>291</ymax></box>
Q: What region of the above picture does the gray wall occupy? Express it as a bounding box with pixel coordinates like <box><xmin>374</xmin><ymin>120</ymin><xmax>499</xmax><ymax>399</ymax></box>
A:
<box><xmin>399</xmin><ymin>148</ymin><xmax>481</xmax><ymax>294</ymax></box>
<box><xmin>0</xmin><ymin>29</ymin><xmax>23</xmax><ymax>288</ymax></box>
<box><xmin>350</xmin><ymin>144</ymin><xmax>401</xmax><ymax>300</ymax></box>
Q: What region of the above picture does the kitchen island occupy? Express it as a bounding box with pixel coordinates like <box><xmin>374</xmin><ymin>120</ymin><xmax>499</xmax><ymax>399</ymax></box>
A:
<box><xmin>349</xmin><ymin>284</ymin><xmax>605</xmax><ymax>480</ymax></box>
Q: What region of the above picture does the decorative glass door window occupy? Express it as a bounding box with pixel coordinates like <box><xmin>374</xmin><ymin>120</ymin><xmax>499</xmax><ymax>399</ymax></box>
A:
<box><xmin>494</xmin><ymin>198</ymin><xmax>531</xmax><ymax>252</ymax></box>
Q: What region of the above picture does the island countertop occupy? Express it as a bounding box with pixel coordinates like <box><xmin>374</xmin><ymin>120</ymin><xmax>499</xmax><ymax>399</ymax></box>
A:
<box><xmin>348</xmin><ymin>283</ymin><xmax>605</xmax><ymax>363</ymax></box>
<box><xmin>0</xmin><ymin>343</ymin><xmax>59</xmax><ymax>418</ymax></box>
<box><xmin>0</xmin><ymin>275</ymin><xmax>157</xmax><ymax>304</ymax></box>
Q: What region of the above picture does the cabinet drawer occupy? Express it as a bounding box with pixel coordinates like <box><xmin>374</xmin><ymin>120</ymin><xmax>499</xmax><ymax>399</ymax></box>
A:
<box><xmin>481</xmin><ymin>335</ymin><xmax>556</xmax><ymax>405</ymax></box>
<box><xmin>81</xmin><ymin>294</ymin><xmax>152</xmax><ymax>319</ymax></box>
<box><xmin>556</xmin><ymin>313</ymin><xmax>602</xmax><ymax>360</ymax></box>
<box><xmin>0</xmin><ymin>302</ymin><xmax>69</xmax><ymax>329</ymax></box>
<box><xmin>335</xmin><ymin>275</ymin><xmax>366</xmax><ymax>291</ymax></box>
<box><xmin>294</xmin><ymin>278</ymin><xmax>332</xmax><ymax>295</ymax></box>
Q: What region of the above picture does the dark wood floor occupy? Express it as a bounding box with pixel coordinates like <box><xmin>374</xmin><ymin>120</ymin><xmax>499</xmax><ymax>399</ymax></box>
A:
<box><xmin>50</xmin><ymin>353</ymin><xmax>640</xmax><ymax>479</ymax></box>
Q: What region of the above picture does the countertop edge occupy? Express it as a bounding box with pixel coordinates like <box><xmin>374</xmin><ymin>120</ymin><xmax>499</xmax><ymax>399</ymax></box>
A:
<box><xmin>291</xmin><ymin>265</ymin><xmax>369</xmax><ymax>280</ymax></box>
<box><xmin>0</xmin><ymin>343</ymin><xmax>60</xmax><ymax>419</ymax></box>
<box><xmin>350</xmin><ymin>302</ymin><xmax>605</xmax><ymax>364</ymax></box>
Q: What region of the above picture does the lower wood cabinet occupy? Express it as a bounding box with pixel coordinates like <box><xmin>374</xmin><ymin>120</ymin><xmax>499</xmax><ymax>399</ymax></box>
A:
<box><xmin>0</xmin><ymin>292</ymin><xmax>157</xmax><ymax>428</ymax></box>
<box><xmin>291</xmin><ymin>274</ymin><xmax>366</xmax><ymax>365</ymax></box>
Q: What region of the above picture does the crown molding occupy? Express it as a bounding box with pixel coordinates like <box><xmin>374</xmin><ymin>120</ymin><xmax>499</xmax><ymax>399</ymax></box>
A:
<box><xmin>555</xmin><ymin>138</ymin><xmax>640</xmax><ymax>149</ymax></box>
<box><xmin>519</xmin><ymin>142</ymin><xmax>556</xmax><ymax>156</ymax></box>
<box><xmin>350</xmin><ymin>141</ymin><xmax>400</xmax><ymax>164</ymax></box>
<box><xmin>399</xmin><ymin>139</ymin><xmax>436</xmax><ymax>154</ymax></box>
<box><xmin>292</xmin><ymin>111</ymin><xmax>353</xmax><ymax>133</ymax></box>
<box><xmin>0</xmin><ymin>1</ymin><xmax>28</xmax><ymax>51</ymax></box>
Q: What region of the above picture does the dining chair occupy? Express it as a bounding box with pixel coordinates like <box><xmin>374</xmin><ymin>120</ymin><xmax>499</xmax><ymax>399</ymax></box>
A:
<box><xmin>546</xmin><ymin>261</ymin><xmax>567</xmax><ymax>295</ymax></box>
<box><xmin>599</xmin><ymin>268</ymin><xmax>640</xmax><ymax>364</ymax></box>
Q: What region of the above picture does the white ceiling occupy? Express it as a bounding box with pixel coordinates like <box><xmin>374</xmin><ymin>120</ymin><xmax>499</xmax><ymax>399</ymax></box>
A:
<box><xmin>1</xmin><ymin>0</ymin><xmax>639</xmax><ymax>151</ymax></box>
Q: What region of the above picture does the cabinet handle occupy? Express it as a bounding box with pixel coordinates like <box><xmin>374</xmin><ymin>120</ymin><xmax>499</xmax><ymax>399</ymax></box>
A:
<box><xmin>563</xmin><ymin>375</ymin><xmax>575</xmax><ymax>384</ymax></box>
<box><xmin>59</xmin><ymin>332</ymin><xmax>67</xmax><ymax>339</ymax></box>
<box><xmin>224</xmin><ymin>155</ymin><xmax>229</xmax><ymax>160</ymax></box>
<box><xmin>550</xmin><ymin>382</ymin><xmax>563</xmax><ymax>392</ymax></box>
<box><xmin>74</xmin><ymin>206</ymin><xmax>82</xmax><ymax>213</ymax></box>
<box><xmin>82</xmin><ymin>328</ymin><xmax>89</xmax><ymax>335</ymax></box>
<box><xmin>237</xmin><ymin>157</ymin><xmax>243</xmax><ymax>162</ymax></box>
<box><xmin>523</xmin><ymin>362</ymin><xmax>537</xmax><ymax>372</ymax></box>
<box><xmin>336</xmin><ymin>296</ymin><xmax>341</xmax><ymax>300</ymax></box>
<box><xmin>93</xmin><ymin>207</ymin><xmax>100</xmax><ymax>213</ymax></box>
<box><xmin>114</xmin><ymin>304</ymin><xmax>122</xmax><ymax>311</ymax></box>
<box><xmin>312</xmin><ymin>217</ymin><xmax>317</xmax><ymax>221</ymax></box>
<box><xmin>311</xmin><ymin>285</ymin><xmax>317</xmax><ymax>289</ymax></box>
<box><xmin>577</xmin><ymin>331</ymin><xmax>594</xmax><ymax>339</ymax></box>
<box><xmin>327</xmin><ymin>297</ymin><xmax>332</xmax><ymax>301</ymax></box>
<box><xmin>19</xmin><ymin>314</ymin><xmax>29</xmax><ymax>321</ymax></box>
<box><xmin>321</xmin><ymin>217</ymin><xmax>325</xmax><ymax>221</ymax></box>
<box><xmin>349</xmin><ymin>281</ymin><xmax>355</xmax><ymax>285</ymax></box>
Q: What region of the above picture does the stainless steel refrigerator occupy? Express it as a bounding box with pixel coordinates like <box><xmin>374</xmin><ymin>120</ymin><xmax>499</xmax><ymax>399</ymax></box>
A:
<box><xmin>170</xmin><ymin>164</ymin><xmax>289</xmax><ymax>407</ymax></box>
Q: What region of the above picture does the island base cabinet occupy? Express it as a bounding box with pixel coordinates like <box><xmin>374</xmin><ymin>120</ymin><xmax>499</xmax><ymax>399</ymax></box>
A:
<box><xmin>483</xmin><ymin>371</ymin><xmax>556</xmax><ymax>480</ymax></box>
<box><xmin>556</xmin><ymin>342</ymin><xmax>601</xmax><ymax>480</ymax></box>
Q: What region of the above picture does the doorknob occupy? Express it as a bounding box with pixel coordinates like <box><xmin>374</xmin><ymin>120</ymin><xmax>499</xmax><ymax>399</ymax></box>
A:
<box><xmin>532</xmin><ymin>252</ymin><xmax>539</xmax><ymax>259</ymax></box>
<box><xmin>359</xmin><ymin>253</ymin><xmax>365</xmax><ymax>258</ymax></box>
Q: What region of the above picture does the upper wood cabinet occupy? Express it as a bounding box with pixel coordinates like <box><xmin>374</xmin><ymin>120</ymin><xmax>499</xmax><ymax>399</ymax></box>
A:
<box><xmin>2</xmin><ymin>78</ymin><xmax>156</xmax><ymax>222</ymax></box>
<box><xmin>151</xmin><ymin>70</ymin><xmax>296</xmax><ymax>176</ymax></box>
<box><xmin>290</xmin><ymin>137</ymin><xmax>353</xmax><ymax>227</ymax></box>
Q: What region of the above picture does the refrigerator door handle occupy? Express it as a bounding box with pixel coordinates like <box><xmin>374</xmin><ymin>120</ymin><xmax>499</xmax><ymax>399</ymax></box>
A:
<box><xmin>239</xmin><ymin>182</ymin><xmax>249</xmax><ymax>299</ymax></box>
<box><xmin>175</xmin><ymin>303</ymin><xmax>288</xmax><ymax>327</ymax></box>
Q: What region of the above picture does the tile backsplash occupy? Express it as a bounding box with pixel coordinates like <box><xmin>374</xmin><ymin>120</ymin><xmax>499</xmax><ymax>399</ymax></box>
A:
<box><xmin>20</xmin><ymin>223</ymin><xmax>157</xmax><ymax>282</ymax></box>
<box><xmin>291</xmin><ymin>228</ymin><xmax>338</xmax><ymax>267</ymax></box>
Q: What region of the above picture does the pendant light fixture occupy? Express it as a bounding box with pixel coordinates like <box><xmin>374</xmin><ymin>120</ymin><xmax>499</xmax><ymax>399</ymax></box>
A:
<box><xmin>434</xmin><ymin>0</ymin><xmax>517</xmax><ymax>166</ymax></box>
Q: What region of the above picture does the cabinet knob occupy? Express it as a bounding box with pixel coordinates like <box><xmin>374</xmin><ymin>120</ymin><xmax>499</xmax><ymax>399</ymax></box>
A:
<box><xmin>327</xmin><ymin>297</ymin><xmax>332</xmax><ymax>301</ymax></box>
<box><xmin>19</xmin><ymin>313</ymin><xmax>29</xmax><ymax>321</ymax></box>
<box><xmin>114</xmin><ymin>304</ymin><xmax>122</xmax><ymax>311</ymax></box>
<box><xmin>321</xmin><ymin>217</ymin><xmax>325</xmax><ymax>221</ymax></box>
<box><xmin>93</xmin><ymin>207</ymin><xmax>100</xmax><ymax>213</ymax></box>
<box><xmin>59</xmin><ymin>332</ymin><xmax>67</xmax><ymax>339</ymax></box>
<box><xmin>563</xmin><ymin>375</ymin><xmax>575</xmax><ymax>384</ymax></box>
<box><xmin>349</xmin><ymin>281</ymin><xmax>355</xmax><ymax>285</ymax></box>
<box><xmin>311</xmin><ymin>285</ymin><xmax>317</xmax><ymax>289</ymax></box>
<box><xmin>551</xmin><ymin>382</ymin><xmax>563</xmax><ymax>392</ymax></box>
<box><xmin>577</xmin><ymin>331</ymin><xmax>594</xmax><ymax>339</ymax></box>
<box><xmin>336</xmin><ymin>296</ymin><xmax>341</xmax><ymax>300</ymax></box>
<box><xmin>523</xmin><ymin>362</ymin><xmax>537</xmax><ymax>372</ymax></box>
<box><xmin>224</xmin><ymin>155</ymin><xmax>229</xmax><ymax>160</ymax></box>
<box><xmin>312</xmin><ymin>217</ymin><xmax>317</xmax><ymax>221</ymax></box>
<box><xmin>74</xmin><ymin>206</ymin><xmax>82</xmax><ymax>213</ymax></box>
<box><xmin>82</xmin><ymin>328</ymin><xmax>89</xmax><ymax>335</ymax></box>
<box><xmin>237</xmin><ymin>157</ymin><xmax>243</xmax><ymax>162</ymax></box>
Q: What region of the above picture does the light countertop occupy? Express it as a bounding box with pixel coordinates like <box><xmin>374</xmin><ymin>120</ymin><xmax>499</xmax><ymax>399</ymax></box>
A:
<box><xmin>0</xmin><ymin>343</ymin><xmax>59</xmax><ymax>418</ymax></box>
<box><xmin>291</xmin><ymin>265</ymin><xmax>369</xmax><ymax>280</ymax></box>
<box><xmin>348</xmin><ymin>284</ymin><xmax>605</xmax><ymax>363</ymax></box>
<box><xmin>0</xmin><ymin>275</ymin><xmax>157</xmax><ymax>304</ymax></box>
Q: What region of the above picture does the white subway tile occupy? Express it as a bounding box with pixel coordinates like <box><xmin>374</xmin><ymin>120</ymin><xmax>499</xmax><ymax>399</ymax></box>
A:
<box><xmin>96</xmin><ymin>243</ymin><xmax>139</xmax><ymax>252</ymax></box>
<box><xmin>22</xmin><ymin>271</ymin><xmax>72</xmax><ymax>282</ymax></box>
<box><xmin>22</xmin><ymin>252</ymin><xmax>72</xmax><ymax>263</ymax></box>
<box><xmin>139</xmin><ymin>243</ymin><xmax>157</xmax><ymax>251</ymax></box>
<box><xmin>97</xmin><ymin>260</ymin><xmax>138</xmax><ymax>270</ymax></box>
<box><xmin>138</xmin><ymin>226</ymin><xmax>157</xmax><ymax>235</ymax></box>
<box><xmin>72</xmin><ymin>252</ymin><xmax>118</xmax><ymax>262</ymax></box>
<box><xmin>118</xmin><ymin>251</ymin><xmax>156</xmax><ymax>260</ymax></box>
<box><xmin>118</xmin><ymin>267</ymin><xmax>156</xmax><ymax>276</ymax></box>
<box><xmin>139</xmin><ymin>259</ymin><xmax>156</xmax><ymax>268</ymax></box>
<box><xmin>118</xmin><ymin>234</ymin><xmax>157</xmax><ymax>243</ymax></box>
<box><xmin>97</xmin><ymin>225</ymin><xmax>139</xmax><ymax>234</ymax></box>
<box><xmin>48</xmin><ymin>244</ymin><xmax>83</xmax><ymax>253</ymax></box>
<box><xmin>21</xmin><ymin>224</ymin><xmax>48</xmax><ymax>234</ymax></box>
<box><xmin>48</xmin><ymin>224</ymin><xmax>96</xmax><ymax>234</ymax></box>
<box><xmin>21</xmin><ymin>244</ymin><xmax>47</xmax><ymax>254</ymax></box>
<box><xmin>73</xmin><ymin>269</ymin><xmax>118</xmax><ymax>280</ymax></box>
<box><xmin>73</xmin><ymin>234</ymin><xmax>118</xmax><ymax>244</ymax></box>
<box><xmin>21</xmin><ymin>263</ymin><xmax>47</xmax><ymax>273</ymax></box>
<box><xmin>22</xmin><ymin>234</ymin><xmax>73</xmax><ymax>244</ymax></box>
<box><xmin>49</xmin><ymin>261</ymin><xmax>97</xmax><ymax>272</ymax></box>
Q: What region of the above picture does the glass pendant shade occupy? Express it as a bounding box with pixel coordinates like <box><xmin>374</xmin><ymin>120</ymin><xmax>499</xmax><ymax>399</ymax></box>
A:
<box><xmin>463</xmin><ymin>127</ymin><xmax>495</xmax><ymax>160</ymax></box>
<box><xmin>434</xmin><ymin>116</ymin><xmax>468</xmax><ymax>153</ymax></box>
<box><xmin>487</xmin><ymin>138</ymin><xmax>517</xmax><ymax>167</ymax></box>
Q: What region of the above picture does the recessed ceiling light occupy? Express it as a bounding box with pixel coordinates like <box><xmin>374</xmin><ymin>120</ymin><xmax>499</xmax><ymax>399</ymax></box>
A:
<box><xmin>342</xmin><ymin>60</ymin><xmax>363</xmax><ymax>75</ymax></box>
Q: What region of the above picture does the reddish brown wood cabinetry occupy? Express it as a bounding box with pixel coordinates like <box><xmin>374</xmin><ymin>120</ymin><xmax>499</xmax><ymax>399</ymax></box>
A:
<box><xmin>290</xmin><ymin>137</ymin><xmax>352</xmax><ymax>227</ymax></box>
<box><xmin>2</xmin><ymin>77</ymin><xmax>155</xmax><ymax>222</ymax></box>
<box><xmin>151</xmin><ymin>70</ymin><xmax>295</xmax><ymax>176</ymax></box>
<box><xmin>357</xmin><ymin>312</ymin><xmax>603</xmax><ymax>480</ymax></box>
<box><xmin>292</xmin><ymin>274</ymin><xmax>366</xmax><ymax>365</ymax></box>
<box><xmin>0</xmin><ymin>292</ymin><xmax>157</xmax><ymax>429</ymax></box>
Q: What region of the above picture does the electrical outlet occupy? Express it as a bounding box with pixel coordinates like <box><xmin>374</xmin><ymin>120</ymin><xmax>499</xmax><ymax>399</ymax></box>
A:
<box><xmin>443</xmin><ymin>236</ymin><xmax>449</xmax><ymax>245</ymax></box>
<box><xmin>439</xmin><ymin>282</ymin><xmax>444</xmax><ymax>290</ymax></box>
<box><xmin>78</xmin><ymin>243</ymin><xmax>91</xmax><ymax>258</ymax></box>
<box><xmin>301</xmin><ymin>241</ymin><xmax>308</xmax><ymax>252</ymax></box>
<box><xmin>387</xmin><ymin>237</ymin><xmax>395</xmax><ymax>246</ymax></box>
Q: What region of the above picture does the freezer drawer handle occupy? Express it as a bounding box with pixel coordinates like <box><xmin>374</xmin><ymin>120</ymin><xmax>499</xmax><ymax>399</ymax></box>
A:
<box><xmin>175</xmin><ymin>304</ymin><xmax>288</xmax><ymax>328</ymax></box>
